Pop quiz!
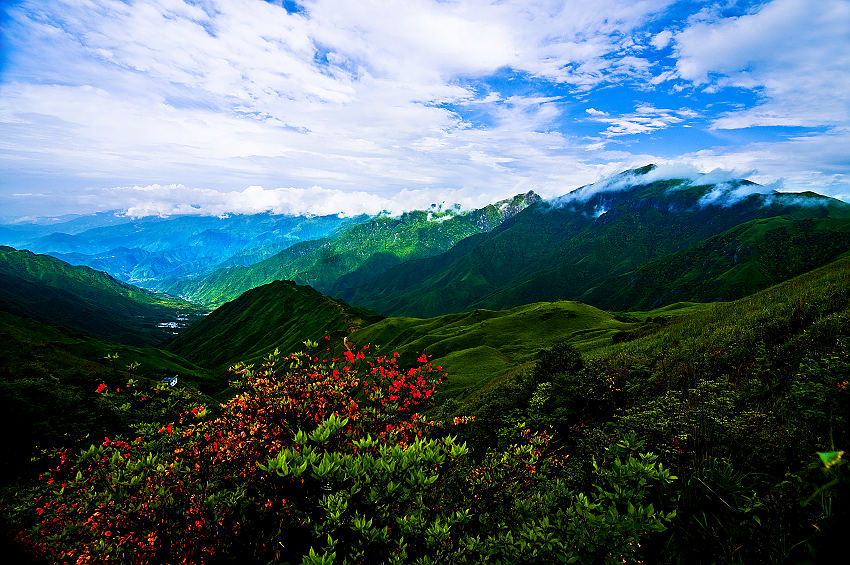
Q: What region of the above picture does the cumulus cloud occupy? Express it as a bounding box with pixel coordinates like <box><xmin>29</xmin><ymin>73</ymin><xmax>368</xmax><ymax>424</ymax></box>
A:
<box><xmin>103</xmin><ymin>182</ymin><xmax>523</xmax><ymax>218</ymax></box>
<box><xmin>672</xmin><ymin>0</ymin><xmax>850</xmax><ymax>129</ymax></box>
<box><xmin>586</xmin><ymin>103</ymin><xmax>698</xmax><ymax>137</ymax></box>
<box><xmin>650</xmin><ymin>29</ymin><xmax>673</xmax><ymax>49</ymax></box>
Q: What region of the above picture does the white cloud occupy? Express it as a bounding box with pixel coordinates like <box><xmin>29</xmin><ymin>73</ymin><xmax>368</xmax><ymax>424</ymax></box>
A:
<box><xmin>586</xmin><ymin>103</ymin><xmax>698</xmax><ymax>137</ymax></box>
<box><xmin>552</xmin><ymin>162</ymin><xmax>753</xmax><ymax>204</ymax></box>
<box><xmin>1</xmin><ymin>0</ymin><xmax>847</xmax><ymax>220</ymax></box>
<box><xmin>105</xmin><ymin>182</ymin><xmax>533</xmax><ymax>218</ymax></box>
<box><xmin>0</xmin><ymin>0</ymin><xmax>678</xmax><ymax>217</ymax></box>
<box><xmin>681</xmin><ymin>126</ymin><xmax>850</xmax><ymax>200</ymax></box>
<box><xmin>673</xmin><ymin>0</ymin><xmax>850</xmax><ymax>129</ymax></box>
<box><xmin>650</xmin><ymin>29</ymin><xmax>673</xmax><ymax>49</ymax></box>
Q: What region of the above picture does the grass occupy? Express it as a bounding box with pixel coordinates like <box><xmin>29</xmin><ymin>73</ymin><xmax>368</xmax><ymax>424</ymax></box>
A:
<box><xmin>351</xmin><ymin>300</ymin><xmax>635</xmax><ymax>404</ymax></box>
<box><xmin>167</xmin><ymin>279</ymin><xmax>381</xmax><ymax>372</ymax></box>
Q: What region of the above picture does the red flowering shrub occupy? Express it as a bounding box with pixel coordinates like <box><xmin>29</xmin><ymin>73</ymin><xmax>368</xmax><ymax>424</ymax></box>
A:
<box><xmin>12</xmin><ymin>342</ymin><xmax>460</xmax><ymax>564</ymax></box>
<box><xmin>7</xmin><ymin>341</ymin><xmax>675</xmax><ymax>564</ymax></box>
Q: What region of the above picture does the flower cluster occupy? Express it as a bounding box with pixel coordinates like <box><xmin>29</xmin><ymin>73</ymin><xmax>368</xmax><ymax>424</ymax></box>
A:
<box><xmin>20</xmin><ymin>344</ymin><xmax>446</xmax><ymax>563</ymax></box>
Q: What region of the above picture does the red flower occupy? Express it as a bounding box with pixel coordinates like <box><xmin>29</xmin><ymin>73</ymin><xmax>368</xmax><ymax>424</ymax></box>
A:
<box><xmin>95</xmin><ymin>383</ymin><xmax>107</xmax><ymax>394</ymax></box>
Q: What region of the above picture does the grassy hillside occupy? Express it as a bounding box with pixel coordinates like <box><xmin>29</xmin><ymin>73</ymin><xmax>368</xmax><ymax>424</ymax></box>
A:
<box><xmin>467</xmin><ymin>253</ymin><xmax>850</xmax><ymax>462</ymax></box>
<box><xmin>350</xmin><ymin>300</ymin><xmax>648</xmax><ymax>404</ymax></box>
<box><xmin>586</xmin><ymin>253</ymin><xmax>850</xmax><ymax>383</ymax></box>
<box><xmin>0</xmin><ymin>246</ymin><xmax>202</xmax><ymax>346</ymax></box>
<box><xmin>580</xmin><ymin>215</ymin><xmax>850</xmax><ymax>310</ymax></box>
<box><xmin>345</xmin><ymin>175</ymin><xmax>850</xmax><ymax>317</ymax></box>
<box><xmin>436</xmin><ymin>256</ymin><xmax>850</xmax><ymax>564</ymax></box>
<box><xmin>168</xmin><ymin>279</ymin><xmax>705</xmax><ymax>408</ymax></box>
<box><xmin>168</xmin><ymin>192</ymin><xmax>540</xmax><ymax>306</ymax></box>
<box><xmin>167</xmin><ymin>280</ymin><xmax>382</xmax><ymax>371</ymax></box>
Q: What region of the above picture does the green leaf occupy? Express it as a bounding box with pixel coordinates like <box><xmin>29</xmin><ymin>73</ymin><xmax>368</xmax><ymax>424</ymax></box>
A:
<box><xmin>817</xmin><ymin>451</ymin><xmax>844</xmax><ymax>468</ymax></box>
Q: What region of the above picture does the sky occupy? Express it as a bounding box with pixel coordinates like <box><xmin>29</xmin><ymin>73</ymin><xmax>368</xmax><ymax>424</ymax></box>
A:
<box><xmin>1</xmin><ymin>0</ymin><xmax>849</xmax><ymax>219</ymax></box>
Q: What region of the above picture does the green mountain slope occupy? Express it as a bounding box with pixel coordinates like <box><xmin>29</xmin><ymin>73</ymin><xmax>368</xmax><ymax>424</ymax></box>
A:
<box><xmin>579</xmin><ymin>215</ymin><xmax>850</xmax><ymax>310</ymax></box>
<box><xmin>168</xmin><ymin>192</ymin><xmax>540</xmax><ymax>306</ymax></box>
<box><xmin>167</xmin><ymin>280</ymin><xmax>382</xmax><ymax>371</ymax></box>
<box><xmin>0</xmin><ymin>306</ymin><xmax>214</xmax><ymax>480</ymax></box>
<box><xmin>0</xmin><ymin>246</ymin><xmax>202</xmax><ymax>346</ymax></box>
<box><xmin>345</xmin><ymin>170</ymin><xmax>850</xmax><ymax>317</ymax></box>
<box><xmin>348</xmin><ymin>300</ymin><xmax>651</xmax><ymax>404</ymax></box>
<box><xmin>467</xmin><ymin>253</ymin><xmax>850</xmax><ymax>434</ymax></box>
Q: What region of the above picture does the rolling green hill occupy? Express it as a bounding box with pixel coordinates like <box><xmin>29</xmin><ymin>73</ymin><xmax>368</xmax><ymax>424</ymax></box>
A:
<box><xmin>167</xmin><ymin>192</ymin><xmax>540</xmax><ymax>306</ymax></box>
<box><xmin>168</xmin><ymin>278</ymin><xmax>699</xmax><ymax>407</ymax></box>
<box><xmin>0</xmin><ymin>246</ymin><xmax>203</xmax><ymax>346</ymax></box>
<box><xmin>344</xmin><ymin>171</ymin><xmax>850</xmax><ymax>317</ymax></box>
<box><xmin>348</xmin><ymin>300</ymin><xmax>650</xmax><ymax>404</ymax></box>
<box><xmin>579</xmin><ymin>215</ymin><xmax>850</xmax><ymax>310</ymax></box>
<box><xmin>462</xmin><ymin>253</ymin><xmax>850</xmax><ymax>440</ymax></box>
<box><xmin>167</xmin><ymin>279</ymin><xmax>382</xmax><ymax>371</ymax></box>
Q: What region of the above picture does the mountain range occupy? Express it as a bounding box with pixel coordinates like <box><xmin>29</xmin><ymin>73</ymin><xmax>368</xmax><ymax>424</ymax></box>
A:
<box><xmin>1</xmin><ymin>212</ymin><xmax>358</xmax><ymax>289</ymax></box>
<box><xmin>3</xmin><ymin>165</ymin><xmax>850</xmax><ymax>562</ymax></box>
<box><xmin>341</xmin><ymin>168</ymin><xmax>850</xmax><ymax>316</ymax></box>
<box><xmin>164</xmin><ymin>191</ymin><xmax>540</xmax><ymax>306</ymax></box>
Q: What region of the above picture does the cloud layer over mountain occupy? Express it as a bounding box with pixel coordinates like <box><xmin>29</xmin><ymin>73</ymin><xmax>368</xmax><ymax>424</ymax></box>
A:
<box><xmin>1</xmin><ymin>0</ymin><xmax>848</xmax><ymax>217</ymax></box>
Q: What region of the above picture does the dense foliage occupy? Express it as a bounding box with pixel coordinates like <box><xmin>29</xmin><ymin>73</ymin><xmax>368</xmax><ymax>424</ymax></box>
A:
<box><xmin>4</xmin><ymin>342</ymin><xmax>677</xmax><ymax>564</ymax></box>
<box><xmin>0</xmin><ymin>308</ymin><xmax>216</xmax><ymax>484</ymax></box>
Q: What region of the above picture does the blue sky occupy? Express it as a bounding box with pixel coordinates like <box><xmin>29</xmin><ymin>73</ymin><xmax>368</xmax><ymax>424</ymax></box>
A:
<box><xmin>1</xmin><ymin>0</ymin><xmax>848</xmax><ymax>218</ymax></box>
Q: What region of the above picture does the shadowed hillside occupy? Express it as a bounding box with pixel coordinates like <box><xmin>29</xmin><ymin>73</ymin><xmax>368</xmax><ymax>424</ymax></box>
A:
<box><xmin>0</xmin><ymin>246</ymin><xmax>203</xmax><ymax>346</ymax></box>
<box><xmin>168</xmin><ymin>279</ymin><xmax>382</xmax><ymax>371</ymax></box>
<box><xmin>579</xmin><ymin>215</ymin><xmax>850</xmax><ymax>310</ymax></box>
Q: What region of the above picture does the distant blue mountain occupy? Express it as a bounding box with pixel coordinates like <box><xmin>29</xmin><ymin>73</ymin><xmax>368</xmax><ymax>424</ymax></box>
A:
<box><xmin>0</xmin><ymin>212</ymin><xmax>359</xmax><ymax>290</ymax></box>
